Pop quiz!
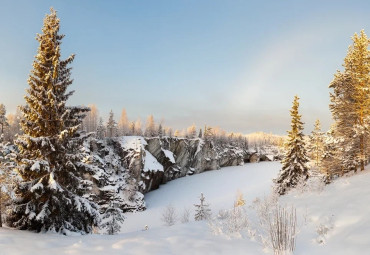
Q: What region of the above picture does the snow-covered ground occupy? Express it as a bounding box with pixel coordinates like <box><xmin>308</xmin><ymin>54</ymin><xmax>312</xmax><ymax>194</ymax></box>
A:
<box><xmin>1</xmin><ymin>162</ymin><xmax>370</xmax><ymax>255</ymax></box>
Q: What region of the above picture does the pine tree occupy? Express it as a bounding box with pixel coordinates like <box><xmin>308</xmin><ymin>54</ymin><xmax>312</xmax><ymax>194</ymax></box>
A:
<box><xmin>7</xmin><ymin>9</ymin><xmax>99</xmax><ymax>233</ymax></box>
<box><xmin>145</xmin><ymin>115</ymin><xmax>156</xmax><ymax>137</ymax></box>
<box><xmin>96</xmin><ymin>117</ymin><xmax>106</xmax><ymax>139</ymax></box>
<box><xmin>128</xmin><ymin>121</ymin><xmax>135</xmax><ymax>136</ymax></box>
<box><xmin>187</xmin><ymin>124</ymin><xmax>197</xmax><ymax>139</ymax></box>
<box><xmin>320</xmin><ymin>124</ymin><xmax>341</xmax><ymax>182</ymax></box>
<box><xmin>194</xmin><ymin>193</ymin><xmax>211</xmax><ymax>221</ymax></box>
<box><xmin>82</xmin><ymin>104</ymin><xmax>99</xmax><ymax>133</ymax></box>
<box><xmin>158</xmin><ymin>123</ymin><xmax>163</xmax><ymax>138</ymax></box>
<box><xmin>198</xmin><ymin>128</ymin><xmax>202</xmax><ymax>138</ymax></box>
<box><xmin>174</xmin><ymin>130</ymin><xmax>180</xmax><ymax>137</ymax></box>
<box><xmin>101</xmin><ymin>198</ymin><xmax>125</xmax><ymax>235</ymax></box>
<box><xmin>167</xmin><ymin>127</ymin><xmax>173</xmax><ymax>138</ymax></box>
<box><xmin>3</xmin><ymin>109</ymin><xmax>22</xmax><ymax>143</ymax></box>
<box><xmin>118</xmin><ymin>108</ymin><xmax>129</xmax><ymax>136</ymax></box>
<box><xmin>308</xmin><ymin>119</ymin><xmax>325</xmax><ymax>167</ymax></box>
<box><xmin>204</xmin><ymin>126</ymin><xmax>213</xmax><ymax>142</ymax></box>
<box><xmin>0</xmin><ymin>104</ymin><xmax>8</xmax><ymax>135</ymax></box>
<box><xmin>106</xmin><ymin>110</ymin><xmax>117</xmax><ymax>138</ymax></box>
<box><xmin>134</xmin><ymin>119</ymin><xmax>143</xmax><ymax>136</ymax></box>
<box><xmin>275</xmin><ymin>95</ymin><xmax>309</xmax><ymax>195</ymax></box>
<box><xmin>329</xmin><ymin>30</ymin><xmax>370</xmax><ymax>171</ymax></box>
<box><xmin>0</xmin><ymin>135</ymin><xmax>13</xmax><ymax>227</ymax></box>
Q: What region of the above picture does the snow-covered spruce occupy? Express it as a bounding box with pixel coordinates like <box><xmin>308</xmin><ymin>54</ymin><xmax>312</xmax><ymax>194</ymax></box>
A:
<box><xmin>194</xmin><ymin>193</ymin><xmax>211</xmax><ymax>221</ymax></box>
<box><xmin>7</xmin><ymin>9</ymin><xmax>99</xmax><ymax>234</ymax></box>
<box><xmin>275</xmin><ymin>95</ymin><xmax>309</xmax><ymax>195</ymax></box>
<box><xmin>101</xmin><ymin>199</ymin><xmax>125</xmax><ymax>235</ymax></box>
<box><xmin>79</xmin><ymin>136</ymin><xmax>145</xmax><ymax>221</ymax></box>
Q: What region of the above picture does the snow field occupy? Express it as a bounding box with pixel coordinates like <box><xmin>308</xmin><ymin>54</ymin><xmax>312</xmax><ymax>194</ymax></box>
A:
<box><xmin>1</xmin><ymin>162</ymin><xmax>370</xmax><ymax>255</ymax></box>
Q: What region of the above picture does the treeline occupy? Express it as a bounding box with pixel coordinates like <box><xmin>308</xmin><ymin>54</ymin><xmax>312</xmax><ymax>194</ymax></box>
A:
<box><xmin>276</xmin><ymin>30</ymin><xmax>369</xmax><ymax>195</ymax></box>
<box><xmin>80</xmin><ymin>106</ymin><xmax>282</xmax><ymax>150</ymax></box>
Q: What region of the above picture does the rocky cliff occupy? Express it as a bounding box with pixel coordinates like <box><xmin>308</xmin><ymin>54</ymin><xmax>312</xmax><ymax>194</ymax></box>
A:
<box><xmin>105</xmin><ymin>136</ymin><xmax>275</xmax><ymax>193</ymax></box>
<box><xmin>84</xmin><ymin>136</ymin><xmax>279</xmax><ymax>213</ymax></box>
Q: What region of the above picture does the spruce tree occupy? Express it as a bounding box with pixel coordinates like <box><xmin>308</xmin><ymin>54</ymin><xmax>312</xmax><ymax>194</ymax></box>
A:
<box><xmin>106</xmin><ymin>110</ymin><xmax>117</xmax><ymax>138</ymax></box>
<box><xmin>320</xmin><ymin>124</ymin><xmax>341</xmax><ymax>182</ymax></box>
<box><xmin>275</xmin><ymin>95</ymin><xmax>309</xmax><ymax>195</ymax></box>
<box><xmin>117</xmin><ymin>108</ymin><xmax>129</xmax><ymax>136</ymax></box>
<box><xmin>8</xmin><ymin>9</ymin><xmax>99</xmax><ymax>233</ymax></box>
<box><xmin>101</xmin><ymin>197</ymin><xmax>125</xmax><ymax>235</ymax></box>
<box><xmin>96</xmin><ymin>117</ymin><xmax>106</xmax><ymax>139</ymax></box>
<box><xmin>198</xmin><ymin>128</ymin><xmax>202</xmax><ymax>139</ymax></box>
<box><xmin>194</xmin><ymin>193</ymin><xmax>211</xmax><ymax>221</ymax></box>
<box><xmin>158</xmin><ymin>123</ymin><xmax>163</xmax><ymax>138</ymax></box>
<box><xmin>0</xmin><ymin>104</ymin><xmax>8</xmax><ymax>135</ymax></box>
<box><xmin>145</xmin><ymin>115</ymin><xmax>156</xmax><ymax>137</ymax></box>
<box><xmin>308</xmin><ymin>119</ymin><xmax>325</xmax><ymax>167</ymax></box>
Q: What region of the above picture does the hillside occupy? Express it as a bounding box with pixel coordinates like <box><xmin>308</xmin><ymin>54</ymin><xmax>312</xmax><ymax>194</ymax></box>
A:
<box><xmin>1</xmin><ymin>162</ymin><xmax>369</xmax><ymax>254</ymax></box>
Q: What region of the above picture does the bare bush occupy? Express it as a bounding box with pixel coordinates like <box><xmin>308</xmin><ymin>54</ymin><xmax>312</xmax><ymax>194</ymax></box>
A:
<box><xmin>180</xmin><ymin>207</ymin><xmax>191</xmax><ymax>223</ymax></box>
<box><xmin>209</xmin><ymin>206</ymin><xmax>249</xmax><ymax>237</ymax></box>
<box><xmin>268</xmin><ymin>206</ymin><xmax>297</xmax><ymax>255</ymax></box>
<box><xmin>316</xmin><ymin>215</ymin><xmax>334</xmax><ymax>245</ymax></box>
<box><xmin>161</xmin><ymin>204</ymin><xmax>177</xmax><ymax>226</ymax></box>
<box><xmin>252</xmin><ymin>193</ymin><xmax>297</xmax><ymax>255</ymax></box>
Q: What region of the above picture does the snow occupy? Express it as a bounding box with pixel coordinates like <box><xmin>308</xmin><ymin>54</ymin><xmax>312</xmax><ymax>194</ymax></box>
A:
<box><xmin>162</xmin><ymin>149</ymin><xmax>175</xmax><ymax>163</ymax></box>
<box><xmin>143</xmin><ymin>151</ymin><xmax>163</xmax><ymax>172</ymax></box>
<box><xmin>117</xmin><ymin>136</ymin><xmax>146</xmax><ymax>152</ymax></box>
<box><xmin>2</xmin><ymin>162</ymin><xmax>370</xmax><ymax>254</ymax></box>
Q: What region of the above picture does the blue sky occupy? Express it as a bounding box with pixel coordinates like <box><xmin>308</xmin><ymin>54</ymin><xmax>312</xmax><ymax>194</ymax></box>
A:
<box><xmin>0</xmin><ymin>0</ymin><xmax>369</xmax><ymax>134</ymax></box>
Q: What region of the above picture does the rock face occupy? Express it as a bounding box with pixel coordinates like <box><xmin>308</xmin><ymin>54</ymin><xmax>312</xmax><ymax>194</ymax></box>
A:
<box><xmin>87</xmin><ymin>136</ymin><xmax>278</xmax><ymax>196</ymax></box>
<box><xmin>83</xmin><ymin>136</ymin><xmax>280</xmax><ymax>213</ymax></box>
<box><xmin>108</xmin><ymin>136</ymin><xmax>276</xmax><ymax>193</ymax></box>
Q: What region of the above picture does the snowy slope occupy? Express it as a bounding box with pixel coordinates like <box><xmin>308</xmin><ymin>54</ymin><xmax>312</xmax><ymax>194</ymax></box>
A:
<box><xmin>1</xmin><ymin>162</ymin><xmax>370</xmax><ymax>255</ymax></box>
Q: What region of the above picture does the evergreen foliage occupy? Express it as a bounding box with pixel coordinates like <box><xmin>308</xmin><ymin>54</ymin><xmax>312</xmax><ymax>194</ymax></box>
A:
<box><xmin>275</xmin><ymin>95</ymin><xmax>309</xmax><ymax>195</ymax></box>
<box><xmin>329</xmin><ymin>30</ymin><xmax>370</xmax><ymax>174</ymax></box>
<box><xmin>106</xmin><ymin>110</ymin><xmax>117</xmax><ymax>138</ymax></box>
<box><xmin>194</xmin><ymin>193</ymin><xmax>211</xmax><ymax>221</ymax></box>
<box><xmin>96</xmin><ymin>117</ymin><xmax>106</xmax><ymax>139</ymax></box>
<box><xmin>101</xmin><ymin>198</ymin><xmax>125</xmax><ymax>235</ymax></box>
<box><xmin>329</xmin><ymin>30</ymin><xmax>370</xmax><ymax>172</ymax></box>
<box><xmin>7</xmin><ymin>9</ymin><xmax>99</xmax><ymax>234</ymax></box>
<box><xmin>145</xmin><ymin>115</ymin><xmax>156</xmax><ymax>137</ymax></box>
<box><xmin>0</xmin><ymin>104</ymin><xmax>8</xmax><ymax>135</ymax></box>
<box><xmin>308</xmin><ymin>119</ymin><xmax>325</xmax><ymax>167</ymax></box>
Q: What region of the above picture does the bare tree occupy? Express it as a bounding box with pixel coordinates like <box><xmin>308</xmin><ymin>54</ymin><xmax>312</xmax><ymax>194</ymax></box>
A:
<box><xmin>161</xmin><ymin>204</ymin><xmax>177</xmax><ymax>226</ymax></box>
<box><xmin>180</xmin><ymin>207</ymin><xmax>191</xmax><ymax>223</ymax></box>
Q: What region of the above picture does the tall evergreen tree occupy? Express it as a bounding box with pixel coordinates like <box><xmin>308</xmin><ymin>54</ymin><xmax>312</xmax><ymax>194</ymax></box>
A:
<box><xmin>0</xmin><ymin>104</ymin><xmax>8</xmax><ymax>135</ymax></box>
<box><xmin>320</xmin><ymin>124</ymin><xmax>341</xmax><ymax>182</ymax></box>
<box><xmin>145</xmin><ymin>115</ymin><xmax>156</xmax><ymax>137</ymax></box>
<box><xmin>308</xmin><ymin>119</ymin><xmax>325</xmax><ymax>167</ymax></box>
<box><xmin>275</xmin><ymin>96</ymin><xmax>309</xmax><ymax>195</ymax></box>
<box><xmin>82</xmin><ymin>104</ymin><xmax>99</xmax><ymax>133</ymax></box>
<box><xmin>198</xmin><ymin>128</ymin><xmax>202</xmax><ymax>139</ymax></box>
<box><xmin>204</xmin><ymin>126</ymin><xmax>213</xmax><ymax>142</ymax></box>
<box><xmin>117</xmin><ymin>108</ymin><xmax>129</xmax><ymax>136</ymax></box>
<box><xmin>106</xmin><ymin>110</ymin><xmax>117</xmax><ymax>138</ymax></box>
<box><xmin>158</xmin><ymin>123</ymin><xmax>163</xmax><ymax>138</ymax></box>
<box><xmin>7</xmin><ymin>9</ymin><xmax>99</xmax><ymax>233</ymax></box>
<box><xmin>329</xmin><ymin>30</ymin><xmax>370</xmax><ymax>171</ymax></box>
<box><xmin>96</xmin><ymin>117</ymin><xmax>106</xmax><ymax>139</ymax></box>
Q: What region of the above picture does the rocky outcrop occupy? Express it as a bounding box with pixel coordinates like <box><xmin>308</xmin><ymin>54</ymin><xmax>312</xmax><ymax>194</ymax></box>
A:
<box><xmin>82</xmin><ymin>136</ymin><xmax>280</xmax><ymax>213</ymax></box>
<box><xmin>87</xmin><ymin>136</ymin><xmax>279</xmax><ymax>197</ymax></box>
